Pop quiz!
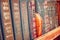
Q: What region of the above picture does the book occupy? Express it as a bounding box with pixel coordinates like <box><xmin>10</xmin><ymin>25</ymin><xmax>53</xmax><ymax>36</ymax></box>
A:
<box><xmin>43</xmin><ymin>1</ymin><xmax>51</xmax><ymax>33</ymax></box>
<box><xmin>56</xmin><ymin>1</ymin><xmax>60</xmax><ymax>26</ymax></box>
<box><xmin>0</xmin><ymin>0</ymin><xmax>14</xmax><ymax>40</ymax></box>
<box><xmin>0</xmin><ymin>24</ymin><xmax>3</xmax><ymax>40</ymax></box>
<box><xmin>35</xmin><ymin>0</ymin><xmax>45</xmax><ymax>34</ymax></box>
<box><xmin>43</xmin><ymin>0</ymin><xmax>58</xmax><ymax>33</ymax></box>
<box><xmin>27</xmin><ymin>0</ymin><xmax>38</xmax><ymax>39</ymax></box>
<box><xmin>34</xmin><ymin>12</ymin><xmax>42</xmax><ymax>37</ymax></box>
<box><xmin>0</xmin><ymin>2</ymin><xmax>3</xmax><ymax>40</ymax></box>
<box><xmin>9</xmin><ymin>0</ymin><xmax>22</xmax><ymax>40</ymax></box>
<box><xmin>20</xmin><ymin>0</ymin><xmax>30</xmax><ymax>40</ymax></box>
<box><xmin>46</xmin><ymin>1</ymin><xmax>56</xmax><ymax>30</ymax></box>
<box><xmin>47</xmin><ymin>1</ymin><xmax>58</xmax><ymax>29</ymax></box>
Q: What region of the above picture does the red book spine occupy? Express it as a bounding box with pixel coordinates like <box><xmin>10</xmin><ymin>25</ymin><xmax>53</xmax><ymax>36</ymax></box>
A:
<box><xmin>29</xmin><ymin>0</ymin><xmax>37</xmax><ymax>39</ymax></box>
<box><xmin>56</xmin><ymin>1</ymin><xmax>60</xmax><ymax>26</ymax></box>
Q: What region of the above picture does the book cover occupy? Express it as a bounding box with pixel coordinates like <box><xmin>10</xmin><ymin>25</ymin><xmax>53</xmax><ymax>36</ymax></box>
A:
<box><xmin>27</xmin><ymin>0</ymin><xmax>38</xmax><ymax>39</ymax></box>
<box><xmin>43</xmin><ymin>1</ymin><xmax>51</xmax><ymax>33</ymax></box>
<box><xmin>34</xmin><ymin>12</ymin><xmax>42</xmax><ymax>37</ymax></box>
<box><xmin>20</xmin><ymin>0</ymin><xmax>30</xmax><ymax>40</ymax></box>
<box><xmin>47</xmin><ymin>1</ymin><xmax>58</xmax><ymax>29</ymax></box>
<box><xmin>9</xmin><ymin>0</ymin><xmax>22</xmax><ymax>40</ymax></box>
<box><xmin>47</xmin><ymin>1</ymin><xmax>56</xmax><ymax>30</ymax></box>
<box><xmin>43</xmin><ymin>0</ymin><xmax>58</xmax><ymax>33</ymax></box>
<box><xmin>56</xmin><ymin>1</ymin><xmax>60</xmax><ymax>26</ymax></box>
<box><xmin>35</xmin><ymin>0</ymin><xmax>45</xmax><ymax>34</ymax></box>
<box><xmin>0</xmin><ymin>0</ymin><xmax>14</xmax><ymax>40</ymax></box>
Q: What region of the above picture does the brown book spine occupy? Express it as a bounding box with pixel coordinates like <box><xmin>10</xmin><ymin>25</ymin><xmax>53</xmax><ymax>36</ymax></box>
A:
<box><xmin>20</xmin><ymin>0</ymin><xmax>30</xmax><ymax>40</ymax></box>
<box><xmin>10</xmin><ymin>0</ymin><xmax>22</xmax><ymax>40</ymax></box>
<box><xmin>1</xmin><ymin>0</ymin><xmax>14</xmax><ymax>40</ymax></box>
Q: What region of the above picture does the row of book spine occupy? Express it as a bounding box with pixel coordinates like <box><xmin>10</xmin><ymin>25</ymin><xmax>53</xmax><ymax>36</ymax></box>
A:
<box><xmin>35</xmin><ymin>0</ymin><xmax>58</xmax><ymax>34</ymax></box>
<box><xmin>0</xmin><ymin>0</ymin><xmax>30</xmax><ymax>40</ymax></box>
<box><xmin>0</xmin><ymin>0</ymin><xmax>59</xmax><ymax>40</ymax></box>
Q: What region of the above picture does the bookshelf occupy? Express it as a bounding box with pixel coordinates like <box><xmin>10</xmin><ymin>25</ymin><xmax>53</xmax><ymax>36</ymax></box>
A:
<box><xmin>0</xmin><ymin>0</ymin><xmax>60</xmax><ymax>40</ymax></box>
<box><xmin>34</xmin><ymin>26</ymin><xmax>60</xmax><ymax>40</ymax></box>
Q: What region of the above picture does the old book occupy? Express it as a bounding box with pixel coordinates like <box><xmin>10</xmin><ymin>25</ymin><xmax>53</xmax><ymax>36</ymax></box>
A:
<box><xmin>9</xmin><ymin>0</ymin><xmax>22</xmax><ymax>40</ymax></box>
<box><xmin>47</xmin><ymin>1</ymin><xmax>58</xmax><ymax>29</ymax></box>
<box><xmin>43</xmin><ymin>1</ymin><xmax>51</xmax><ymax>33</ymax></box>
<box><xmin>0</xmin><ymin>24</ymin><xmax>3</xmax><ymax>40</ymax></box>
<box><xmin>20</xmin><ymin>0</ymin><xmax>30</xmax><ymax>40</ymax></box>
<box><xmin>27</xmin><ymin>0</ymin><xmax>38</xmax><ymax>39</ymax></box>
<box><xmin>0</xmin><ymin>0</ymin><xmax>14</xmax><ymax>40</ymax></box>
<box><xmin>46</xmin><ymin>1</ymin><xmax>56</xmax><ymax>30</ymax></box>
<box><xmin>56</xmin><ymin>1</ymin><xmax>60</xmax><ymax>26</ymax></box>
<box><xmin>43</xmin><ymin>0</ymin><xmax>58</xmax><ymax>33</ymax></box>
<box><xmin>35</xmin><ymin>0</ymin><xmax>46</xmax><ymax>34</ymax></box>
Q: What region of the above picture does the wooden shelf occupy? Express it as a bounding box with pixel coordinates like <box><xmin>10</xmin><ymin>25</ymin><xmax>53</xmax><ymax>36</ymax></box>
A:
<box><xmin>34</xmin><ymin>26</ymin><xmax>60</xmax><ymax>40</ymax></box>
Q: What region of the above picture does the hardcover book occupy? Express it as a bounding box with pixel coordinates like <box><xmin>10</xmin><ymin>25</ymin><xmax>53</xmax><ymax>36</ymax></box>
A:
<box><xmin>43</xmin><ymin>1</ymin><xmax>51</xmax><ymax>33</ymax></box>
<box><xmin>43</xmin><ymin>0</ymin><xmax>58</xmax><ymax>33</ymax></box>
<box><xmin>56</xmin><ymin>1</ymin><xmax>60</xmax><ymax>26</ymax></box>
<box><xmin>46</xmin><ymin>0</ymin><xmax>58</xmax><ymax>29</ymax></box>
<box><xmin>9</xmin><ymin>0</ymin><xmax>22</xmax><ymax>40</ymax></box>
<box><xmin>0</xmin><ymin>0</ymin><xmax>14</xmax><ymax>40</ymax></box>
<box><xmin>20</xmin><ymin>0</ymin><xmax>30</xmax><ymax>40</ymax></box>
<box><xmin>35</xmin><ymin>0</ymin><xmax>45</xmax><ymax>34</ymax></box>
<box><xmin>28</xmin><ymin>0</ymin><xmax>38</xmax><ymax>39</ymax></box>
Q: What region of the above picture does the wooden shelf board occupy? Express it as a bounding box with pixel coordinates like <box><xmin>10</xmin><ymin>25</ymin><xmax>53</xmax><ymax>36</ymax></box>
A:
<box><xmin>34</xmin><ymin>26</ymin><xmax>60</xmax><ymax>40</ymax></box>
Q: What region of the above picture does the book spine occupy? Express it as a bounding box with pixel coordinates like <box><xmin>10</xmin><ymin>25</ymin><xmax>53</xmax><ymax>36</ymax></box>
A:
<box><xmin>9</xmin><ymin>0</ymin><xmax>22</xmax><ymax>40</ymax></box>
<box><xmin>47</xmin><ymin>1</ymin><xmax>55</xmax><ymax>30</ymax></box>
<box><xmin>56</xmin><ymin>1</ymin><xmax>60</xmax><ymax>25</ymax></box>
<box><xmin>0</xmin><ymin>25</ymin><xmax>3</xmax><ymax>40</ymax></box>
<box><xmin>0</xmin><ymin>0</ymin><xmax>14</xmax><ymax>40</ymax></box>
<box><xmin>35</xmin><ymin>0</ymin><xmax>46</xmax><ymax>34</ymax></box>
<box><xmin>43</xmin><ymin>1</ymin><xmax>51</xmax><ymax>33</ymax></box>
<box><xmin>47</xmin><ymin>1</ymin><xmax>58</xmax><ymax>29</ymax></box>
<box><xmin>20</xmin><ymin>0</ymin><xmax>30</xmax><ymax>40</ymax></box>
<box><xmin>55</xmin><ymin>3</ymin><xmax>58</xmax><ymax>27</ymax></box>
<box><xmin>29</xmin><ymin>0</ymin><xmax>37</xmax><ymax>39</ymax></box>
<box><xmin>0</xmin><ymin>1</ymin><xmax>3</xmax><ymax>40</ymax></box>
<box><xmin>27</xmin><ymin>1</ymin><xmax>34</xmax><ymax>40</ymax></box>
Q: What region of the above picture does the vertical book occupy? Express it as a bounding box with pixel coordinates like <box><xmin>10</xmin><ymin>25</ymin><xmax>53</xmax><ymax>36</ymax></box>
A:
<box><xmin>9</xmin><ymin>0</ymin><xmax>22</xmax><ymax>40</ymax></box>
<box><xmin>20</xmin><ymin>0</ymin><xmax>30</xmax><ymax>40</ymax></box>
<box><xmin>0</xmin><ymin>0</ymin><xmax>14</xmax><ymax>40</ymax></box>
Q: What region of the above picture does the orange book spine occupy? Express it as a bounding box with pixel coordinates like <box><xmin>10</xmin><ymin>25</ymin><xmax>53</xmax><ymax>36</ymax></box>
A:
<box><xmin>35</xmin><ymin>13</ymin><xmax>42</xmax><ymax>37</ymax></box>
